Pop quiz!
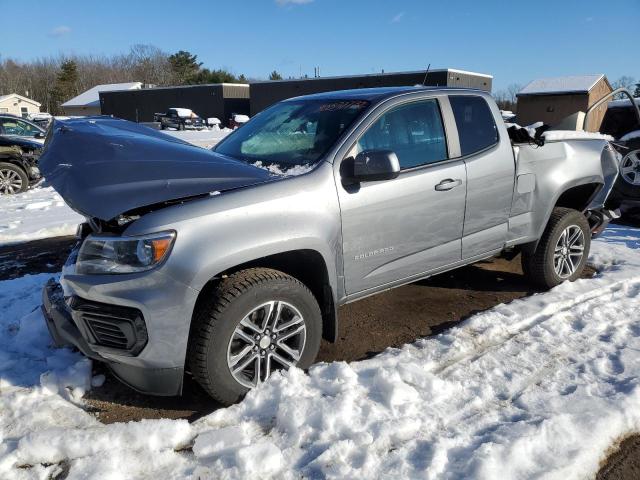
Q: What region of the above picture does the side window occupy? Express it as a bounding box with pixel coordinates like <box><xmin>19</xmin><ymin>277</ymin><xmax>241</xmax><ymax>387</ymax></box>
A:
<box><xmin>0</xmin><ymin>119</ymin><xmax>20</xmax><ymax>135</ymax></box>
<box><xmin>17</xmin><ymin>121</ymin><xmax>40</xmax><ymax>136</ymax></box>
<box><xmin>449</xmin><ymin>96</ymin><xmax>498</xmax><ymax>156</ymax></box>
<box><xmin>356</xmin><ymin>99</ymin><xmax>448</xmax><ymax>169</ymax></box>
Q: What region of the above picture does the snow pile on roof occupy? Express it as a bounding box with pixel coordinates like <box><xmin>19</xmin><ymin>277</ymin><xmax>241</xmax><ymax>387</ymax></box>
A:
<box><xmin>0</xmin><ymin>187</ymin><xmax>83</xmax><ymax>246</ymax></box>
<box><xmin>609</xmin><ymin>98</ymin><xmax>640</xmax><ymax>108</ymax></box>
<box><xmin>621</xmin><ymin>130</ymin><xmax>640</xmax><ymax>142</ymax></box>
<box><xmin>543</xmin><ymin>130</ymin><xmax>614</xmax><ymax>142</ymax></box>
<box><xmin>233</xmin><ymin>114</ymin><xmax>250</xmax><ymax>123</ymax></box>
<box><xmin>61</xmin><ymin>82</ymin><xmax>142</xmax><ymax>108</ymax></box>
<box><xmin>1</xmin><ymin>226</ymin><xmax>640</xmax><ymax>478</ymax></box>
<box><xmin>519</xmin><ymin>74</ymin><xmax>605</xmax><ymax>96</ymax></box>
<box><xmin>171</xmin><ymin>108</ymin><xmax>196</xmax><ymax>118</ymax></box>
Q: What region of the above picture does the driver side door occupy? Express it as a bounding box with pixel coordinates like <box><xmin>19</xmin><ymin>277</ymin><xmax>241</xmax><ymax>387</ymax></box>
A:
<box><xmin>337</xmin><ymin>97</ymin><xmax>467</xmax><ymax>295</ymax></box>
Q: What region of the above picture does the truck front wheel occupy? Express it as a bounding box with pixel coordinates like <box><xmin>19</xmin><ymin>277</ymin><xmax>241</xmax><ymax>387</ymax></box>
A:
<box><xmin>188</xmin><ymin>268</ymin><xmax>322</xmax><ymax>405</ymax></box>
<box><xmin>522</xmin><ymin>207</ymin><xmax>591</xmax><ymax>289</ymax></box>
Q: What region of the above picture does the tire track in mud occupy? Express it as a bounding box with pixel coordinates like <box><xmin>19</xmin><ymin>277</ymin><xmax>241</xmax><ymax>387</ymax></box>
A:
<box><xmin>429</xmin><ymin>275</ymin><xmax>640</xmax><ymax>378</ymax></box>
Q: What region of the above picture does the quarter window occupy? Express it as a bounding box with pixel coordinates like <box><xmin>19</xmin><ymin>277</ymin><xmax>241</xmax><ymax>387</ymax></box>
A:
<box><xmin>356</xmin><ymin>99</ymin><xmax>448</xmax><ymax>169</ymax></box>
<box><xmin>449</xmin><ymin>96</ymin><xmax>498</xmax><ymax>156</ymax></box>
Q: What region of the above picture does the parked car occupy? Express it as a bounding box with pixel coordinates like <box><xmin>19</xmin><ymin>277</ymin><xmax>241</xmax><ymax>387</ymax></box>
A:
<box><xmin>0</xmin><ymin>135</ymin><xmax>42</xmax><ymax>194</ymax></box>
<box><xmin>40</xmin><ymin>87</ymin><xmax>620</xmax><ymax>405</ymax></box>
<box><xmin>599</xmin><ymin>96</ymin><xmax>640</xmax><ymax>215</ymax></box>
<box><xmin>27</xmin><ymin>112</ymin><xmax>54</xmax><ymax>129</ymax></box>
<box><xmin>0</xmin><ymin>114</ymin><xmax>46</xmax><ymax>143</ymax></box>
<box><xmin>154</xmin><ymin>108</ymin><xmax>206</xmax><ymax>131</ymax></box>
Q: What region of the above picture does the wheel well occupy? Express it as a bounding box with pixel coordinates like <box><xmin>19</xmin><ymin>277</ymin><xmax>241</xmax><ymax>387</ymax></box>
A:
<box><xmin>555</xmin><ymin>183</ymin><xmax>601</xmax><ymax>212</ymax></box>
<box><xmin>519</xmin><ymin>183</ymin><xmax>602</xmax><ymax>256</ymax></box>
<box><xmin>195</xmin><ymin>249</ymin><xmax>338</xmax><ymax>342</ymax></box>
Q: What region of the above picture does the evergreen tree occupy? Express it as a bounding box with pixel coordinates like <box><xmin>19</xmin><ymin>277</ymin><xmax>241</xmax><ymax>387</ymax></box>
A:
<box><xmin>52</xmin><ymin>59</ymin><xmax>79</xmax><ymax>114</ymax></box>
<box><xmin>238</xmin><ymin>74</ymin><xmax>248</xmax><ymax>83</ymax></box>
<box><xmin>168</xmin><ymin>50</ymin><xmax>201</xmax><ymax>84</ymax></box>
<box><xmin>269</xmin><ymin>70</ymin><xmax>283</xmax><ymax>81</ymax></box>
<box><xmin>187</xmin><ymin>68</ymin><xmax>237</xmax><ymax>85</ymax></box>
<box><xmin>634</xmin><ymin>83</ymin><xmax>640</xmax><ymax>98</ymax></box>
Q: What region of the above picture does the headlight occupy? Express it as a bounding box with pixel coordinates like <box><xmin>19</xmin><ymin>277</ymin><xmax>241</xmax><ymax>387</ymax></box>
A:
<box><xmin>76</xmin><ymin>231</ymin><xmax>176</xmax><ymax>275</ymax></box>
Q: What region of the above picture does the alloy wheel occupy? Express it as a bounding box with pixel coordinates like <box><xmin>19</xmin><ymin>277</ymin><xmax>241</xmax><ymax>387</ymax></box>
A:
<box><xmin>620</xmin><ymin>150</ymin><xmax>640</xmax><ymax>186</ymax></box>
<box><xmin>226</xmin><ymin>300</ymin><xmax>306</xmax><ymax>388</ymax></box>
<box><xmin>553</xmin><ymin>225</ymin><xmax>585</xmax><ymax>279</ymax></box>
<box><xmin>0</xmin><ymin>168</ymin><xmax>23</xmax><ymax>195</ymax></box>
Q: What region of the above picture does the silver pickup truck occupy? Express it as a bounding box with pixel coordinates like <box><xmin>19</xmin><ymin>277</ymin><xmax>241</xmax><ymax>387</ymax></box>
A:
<box><xmin>39</xmin><ymin>87</ymin><xmax>620</xmax><ymax>405</ymax></box>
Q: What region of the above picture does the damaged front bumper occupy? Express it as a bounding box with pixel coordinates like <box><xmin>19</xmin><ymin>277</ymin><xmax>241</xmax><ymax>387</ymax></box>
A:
<box><xmin>41</xmin><ymin>278</ymin><xmax>186</xmax><ymax>396</ymax></box>
<box><xmin>587</xmin><ymin>208</ymin><xmax>620</xmax><ymax>237</ymax></box>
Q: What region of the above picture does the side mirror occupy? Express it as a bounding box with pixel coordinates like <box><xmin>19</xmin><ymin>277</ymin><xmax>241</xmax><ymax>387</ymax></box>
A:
<box><xmin>352</xmin><ymin>150</ymin><xmax>400</xmax><ymax>182</ymax></box>
<box><xmin>35</xmin><ymin>132</ymin><xmax>45</xmax><ymax>139</ymax></box>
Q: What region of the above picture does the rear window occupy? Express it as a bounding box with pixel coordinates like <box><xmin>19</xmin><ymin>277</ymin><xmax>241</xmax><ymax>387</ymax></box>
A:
<box><xmin>449</xmin><ymin>96</ymin><xmax>498</xmax><ymax>156</ymax></box>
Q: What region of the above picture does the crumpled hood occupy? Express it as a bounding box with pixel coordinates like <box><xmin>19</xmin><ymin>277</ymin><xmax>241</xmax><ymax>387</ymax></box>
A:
<box><xmin>39</xmin><ymin>117</ymin><xmax>273</xmax><ymax>221</ymax></box>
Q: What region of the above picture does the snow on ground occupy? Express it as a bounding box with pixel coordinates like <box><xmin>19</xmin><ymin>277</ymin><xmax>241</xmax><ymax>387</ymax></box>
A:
<box><xmin>1</xmin><ymin>226</ymin><xmax>640</xmax><ymax>479</ymax></box>
<box><xmin>164</xmin><ymin>129</ymin><xmax>231</xmax><ymax>149</ymax></box>
<box><xmin>0</xmin><ymin>187</ymin><xmax>83</xmax><ymax>246</ymax></box>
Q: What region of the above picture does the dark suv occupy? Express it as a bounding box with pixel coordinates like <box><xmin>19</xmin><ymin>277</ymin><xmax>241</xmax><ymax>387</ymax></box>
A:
<box><xmin>600</xmin><ymin>98</ymin><xmax>640</xmax><ymax>214</ymax></box>
<box><xmin>0</xmin><ymin>115</ymin><xmax>45</xmax><ymax>194</ymax></box>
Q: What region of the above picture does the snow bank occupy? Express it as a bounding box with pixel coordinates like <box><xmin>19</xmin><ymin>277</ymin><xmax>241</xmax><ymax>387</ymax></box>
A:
<box><xmin>0</xmin><ymin>187</ymin><xmax>83</xmax><ymax>246</ymax></box>
<box><xmin>1</xmin><ymin>227</ymin><xmax>640</xmax><ymax>479</ymax></box>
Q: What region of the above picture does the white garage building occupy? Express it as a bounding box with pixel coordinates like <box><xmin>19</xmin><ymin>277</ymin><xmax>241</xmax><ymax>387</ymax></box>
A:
<box><xmin>0</xmin><ymin>94</ymin><xmax>41</xmax><ymax>117</ymax></box>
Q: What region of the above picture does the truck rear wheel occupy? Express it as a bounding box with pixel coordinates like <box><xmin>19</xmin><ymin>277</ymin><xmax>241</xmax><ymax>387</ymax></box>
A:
<box><xmin>188</xmin><ymin>268</ymin><xmax>322</xmax><ymax>405</ymax></box>
<box><xmin>522</xmin><ymin>207</ymin><xmax>591</xmax><ymax>289</ymax></box>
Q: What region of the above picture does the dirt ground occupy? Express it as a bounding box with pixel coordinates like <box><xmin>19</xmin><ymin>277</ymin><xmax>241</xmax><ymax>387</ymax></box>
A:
<box><xmin>0</xmin><ymin>235</ymin><xmax>636</xmax><ymax>478</ymax></box>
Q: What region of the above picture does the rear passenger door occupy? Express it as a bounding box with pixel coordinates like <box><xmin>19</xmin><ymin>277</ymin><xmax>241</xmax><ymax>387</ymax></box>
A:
<box><xmin>449</xmin><ymin>95</ymin><xmax>515</xmax><ymax>259</ymax></box>
<box><xmin>338</xmin><ymin>98</ymin><xmax>467</xmax><ymax>295</ymax></box>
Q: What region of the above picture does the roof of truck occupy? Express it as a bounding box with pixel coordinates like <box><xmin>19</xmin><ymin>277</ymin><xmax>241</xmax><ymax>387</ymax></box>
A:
<box><xmin>284</xmin><ymin>86</ymin><xmax>485</xmax><ymax>103</ymax></box>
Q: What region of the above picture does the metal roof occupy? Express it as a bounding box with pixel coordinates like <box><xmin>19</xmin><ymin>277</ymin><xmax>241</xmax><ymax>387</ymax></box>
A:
<box><xmin>61</xmin><ymin>82</ymin><xmax>143</xmax><ymax>107</ymax></box>
<box><xmin>518</xmin><ymin>74</ymin><xmax>605</xmax><ymax>96</ymax></box>
<box><xmin>0</xmin><ymin>93</ymin><xmax>42</xmax><ymax>107</ymax></box>
<box><xmin>252</xmin><ymin>68</ymin><xmax>493</xmax><ymax>85</ymax></box>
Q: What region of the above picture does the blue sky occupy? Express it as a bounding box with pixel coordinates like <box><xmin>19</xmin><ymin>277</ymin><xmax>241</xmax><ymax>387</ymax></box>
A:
<box><xmin>1</xmin><ymin>0</ymin><xmax>638</xmax><ymax>91</ymax></box>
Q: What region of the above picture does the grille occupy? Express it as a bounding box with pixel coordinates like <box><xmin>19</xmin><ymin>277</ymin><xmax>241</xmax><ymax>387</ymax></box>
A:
<box><xmin>69</xmin><ymin>297</ymin><xmax>148</xmax><ymax>355</ymax></box>
<box><xmin>84</xmin><ymin>313</ymin><xmax>133</xmax><ymax>349</ymax></box>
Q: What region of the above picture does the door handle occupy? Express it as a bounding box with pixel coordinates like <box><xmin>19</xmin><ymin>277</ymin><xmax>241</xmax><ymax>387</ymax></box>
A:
<box><xmin>434</xmin><ymin>179</ymin><xmax>463</xmax><ymax>191</ymax></box>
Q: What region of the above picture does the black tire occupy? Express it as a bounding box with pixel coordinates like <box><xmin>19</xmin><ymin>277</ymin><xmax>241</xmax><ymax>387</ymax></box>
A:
<box><xmin>613</xmin><ymin>138</ymin><xmax>640</xmax><ymax>200</ymax></box>
<box><xmin>160</xmin><ymin>124</ymin><xmax>166</xmax><ymax>130</ymax></box>
<box><xmin>188</xmin><ymin>268</ymin><xmax>322</xmax><ymax>405</ymax></box>
<box><xmin>0</xmin><ymin>162</ymin><xmax>29</xmax><ymax>195</ymax></box>
<box><xmin>522</xmin><ymin>207</ymin><xmax>591</xmax><ymax>289</ymax></box>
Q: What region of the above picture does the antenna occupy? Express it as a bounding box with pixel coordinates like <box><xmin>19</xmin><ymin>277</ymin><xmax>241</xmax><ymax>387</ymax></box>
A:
<box><xmin>422</xmin><ymin>63</ymin><xmax>431</xmax><ymax>86</ymax></box>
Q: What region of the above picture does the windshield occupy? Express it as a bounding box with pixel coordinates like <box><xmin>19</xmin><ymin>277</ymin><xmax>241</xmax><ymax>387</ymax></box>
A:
<box><xmin>214</xmin><ymin>99</ymin><xmax>370</xmax><ymax>168</ymax></box>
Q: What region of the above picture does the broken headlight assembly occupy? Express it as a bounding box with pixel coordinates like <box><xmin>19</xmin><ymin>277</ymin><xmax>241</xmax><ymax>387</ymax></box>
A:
<box><xmin>76</xmin><ymin>231</ymin><xmax>176</xmax><ymax>274</ymax></box>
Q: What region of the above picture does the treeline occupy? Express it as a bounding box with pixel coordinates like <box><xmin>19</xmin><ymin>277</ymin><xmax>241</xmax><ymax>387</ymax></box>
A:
<box><xmin>0</xmin><ymin>45</ymin><xmax>283</xmax><ymax>115</ymax></box>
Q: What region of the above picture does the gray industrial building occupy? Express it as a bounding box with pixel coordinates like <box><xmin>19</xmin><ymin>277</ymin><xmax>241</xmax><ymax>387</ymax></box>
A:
<box><xmin>98</xmin><ymin>69</ymin><xmax>492</xmax><ymax>124</ymax></box>
<box><xmin>249</xmin><ymin>68</ymin><xmax>493</xmax><ymax>115</ymax></box>
<box><xmin>99</xmin><ymin>83</ymin><xmax>250</xmax><ymax>123</ymax></box>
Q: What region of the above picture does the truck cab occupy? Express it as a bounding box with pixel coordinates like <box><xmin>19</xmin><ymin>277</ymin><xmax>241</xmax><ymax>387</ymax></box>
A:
<box><xmin>40</xmin><ymin>86</ymin><xmax>620</xmax><ymax>404</ymax></box>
